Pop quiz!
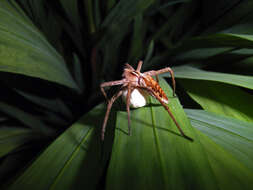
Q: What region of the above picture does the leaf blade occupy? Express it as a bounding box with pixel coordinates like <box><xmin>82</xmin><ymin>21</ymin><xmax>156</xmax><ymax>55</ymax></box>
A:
<box><xmin>179</xmin><ymin>79</ymin><xmax>253</xmax><ymax>123</ymax></box>
<box><xmin>7</xmin><ymin>104</ymin><xmax>115</xmax><ymax>190</ymax></box>
<box><xmin>106</xmin><ymin>78</ymin><xmax>219</xmax><ymax>190</ymax></box>
<box><xmin>186</xmin><ymin>109</ymin><xmax>253</xmax><ymax>172</ymax></box>
<box><xmin>169</xmin><ymin>66</ymin><xmax>253</xmax><ymax>90</ymax></box>
<box><xmin>0</xmin><ymin>1</ymin><xmax>78</xmax><ymax>90</ymax></box>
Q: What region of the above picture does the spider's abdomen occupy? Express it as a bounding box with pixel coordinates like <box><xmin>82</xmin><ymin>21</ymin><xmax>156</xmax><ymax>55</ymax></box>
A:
<box><xmin>142</xmin><ymin>75</ymin><xmax>169</xmax><ymax>104</ymax></box>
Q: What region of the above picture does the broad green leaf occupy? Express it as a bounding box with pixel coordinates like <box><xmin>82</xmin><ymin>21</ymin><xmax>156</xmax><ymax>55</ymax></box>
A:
<box><xmin>179</xmin><ymin>79</ymin><xmax>253</xmax><ymax>123</ymax></box>
<box><xmin>106</xmin><ymin>78</ymin><xmax>217</xmax><ymax>190</ymax></box>
<box><xmin>193</xmin><ymin>129</ymin><xmax>253</xmax><ymax>190</ymax></box>
<box><xmin>169</xmin><ymin>33</ymin><xmax>253</xmax><ymax>63</ymax></box>
<box><xmin>0</xmin><ymin>144</ymin><xmax>42</xmax><ymax>189</ymax></box>
<box><xmin>186</xmin><ymin>109</ymin><xmax>253</xmax><ymax>172</ymax></box>
<box><xmin>106</xmin><ymin>78</ymin><xmax>253</xmax><ymax>190</ymax></box>
<box><xmin>0</xmin><ymin>1</ymin><xmax>78</xmax><ymax>90</ymax></box>
<box><xmin>167</xmin><ymin>65</ymin><xmax>253</xmax><ymax>90</ymax></box>
<box><xmin>170</xmin><ymin>47</ymin><xmax>233</xmax><ymax>61</ymax></box>
<box><xmin>8</xmin><ymin>104</ymin><xmax>115</xmax><ymax>190</ymax></box>
<box><xmin>0</xmin><ymin>127</ymin><xmax>35</xmax><ymax>157</ymax></box>
<box><xmin>231</xmin><ymin>56</ymin><xmax>253</xmax><ymax>75</ymax></box>
<box><xmin>175</xmin><ymin>33</ymin><xmax>253</xmax><ymax>51</ymax></box>
<box><xmin>16</xmin><ymin>0</ymin><xmax>62</xmax><ymax>44</ymax></box>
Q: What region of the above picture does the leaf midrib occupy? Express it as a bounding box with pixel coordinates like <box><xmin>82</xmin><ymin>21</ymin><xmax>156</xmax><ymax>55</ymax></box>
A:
<box><xmin>48</xmin><ymin>127</ymin><xmax>93</xmax><ymax>189</ymax></box>
<box><xmin>150</xmin><ymin>101</ymin><xmax>168</xmax><ymax>189</ymax></box>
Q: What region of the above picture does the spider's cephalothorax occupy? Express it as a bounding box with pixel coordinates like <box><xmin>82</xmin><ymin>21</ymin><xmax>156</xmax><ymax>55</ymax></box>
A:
<box><xmin>122</xmin><ymin>64</ymin><xmax>169</xmax><ymax>105</ymax></box>
<box><xmin>100</xmin><ymin>61</ymin><xmax>192</xmax><ymax>141</ymax></box>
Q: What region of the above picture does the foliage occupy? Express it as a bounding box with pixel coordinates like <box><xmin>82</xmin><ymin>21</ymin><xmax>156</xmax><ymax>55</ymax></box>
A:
<box><xmin>0</xmin><ymin>0</ymin><xmax>253</xmax><ymax>189</ymax></box>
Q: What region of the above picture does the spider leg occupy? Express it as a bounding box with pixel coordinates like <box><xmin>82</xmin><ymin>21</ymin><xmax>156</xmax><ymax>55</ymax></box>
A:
<box><xmin>144</xmin><ymin>67</ymin><xmax>176</xmax><ymax>97</ymax></box>
<box><xmin>126</xmin><ymin>85</ymin><xmax>133</xmax><ymax>136</ymax></box>
<box><xmin>136</xmin><ymin>60</ymin><xmax>143</xmax><ymax>72</ymax></box>
<box><xmin>101</xmin><ymin>90</ymin><xmax>123</xmax><ymax>141</ymax></box>
<box><xmin>100</xmin><ymin>79</ymin><xmax>126</xmax><ymax>100</ymax></box>
<box><xmin>155</xmin><ymin>75</ymin><xmax>159</xmax><ymax>83</ymax></box>
<box><xmin>136</xmin><ymin>85</ymin><xmax>193</xmax><ymax>141</ymax></box>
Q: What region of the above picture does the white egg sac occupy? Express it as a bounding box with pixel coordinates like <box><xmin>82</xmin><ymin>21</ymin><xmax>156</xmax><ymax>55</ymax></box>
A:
<box><xmin>122</xmin><ymin>88</ymin><xmax>148</xmax><ymax>108</ymax></box>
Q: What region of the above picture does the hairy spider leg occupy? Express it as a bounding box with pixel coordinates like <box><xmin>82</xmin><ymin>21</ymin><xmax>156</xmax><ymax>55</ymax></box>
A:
<box><xmin>136</xmin><ymin>60</ymin><xmax>143</xmax><ymax>72</ymax></box>
<box><xmin>136</xmin><ymin>60</ymin><xmax>159</xmax><ymax>84</ymax></box>
<box><xmin>155</xmin><ymin>75</ymin><xmax>159</xmax><ymax>83</ymax></box>
<box><xmin>100</xmin><ymin>79</ymin><xmax>126</xmax><ymax>100</ymax></box>
<box><xmin>126</xmin><ymin>85</ymin><xmax>133</xmax><ymax>136</ymax></box>
<box><xmin>136</xmin><ymin>85</ymin><xmax>193</xmax><ymax>141</ymax></box>
<box><xmin>144</xmin><ymin>67</ymin><xmax>176</xmax><ymax>96</ymax></box>
<box><xmin>101</xmin><ymin>90</ymin><xmax>123</xmax><ymax>141</ymax></box>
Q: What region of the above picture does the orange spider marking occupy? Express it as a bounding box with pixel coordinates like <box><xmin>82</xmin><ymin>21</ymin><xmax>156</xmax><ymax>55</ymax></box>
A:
<box><xmin>141</xmin><ymin>75</ymin><xmax>169</xmax><ymax>104</ymax></box>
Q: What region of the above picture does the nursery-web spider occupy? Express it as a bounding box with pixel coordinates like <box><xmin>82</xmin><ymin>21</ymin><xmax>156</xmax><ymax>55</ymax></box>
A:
<box><xmin>100</xmin><ymin>61</ymin><xmax>193</xmax><ymax>141</ymax></box>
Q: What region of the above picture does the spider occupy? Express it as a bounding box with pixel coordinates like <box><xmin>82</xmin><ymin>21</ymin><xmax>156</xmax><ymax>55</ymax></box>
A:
<box><xmin>100</xmin><ymin>60</ymin><xmax>193</xmax><ymax>141</ymax></box>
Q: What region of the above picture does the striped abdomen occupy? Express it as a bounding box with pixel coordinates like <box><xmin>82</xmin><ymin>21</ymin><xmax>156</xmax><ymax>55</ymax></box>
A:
<box><xmin>142</xmin><ymin>75</ymin><xmax>169</xmax><ymax>104</ymax></box>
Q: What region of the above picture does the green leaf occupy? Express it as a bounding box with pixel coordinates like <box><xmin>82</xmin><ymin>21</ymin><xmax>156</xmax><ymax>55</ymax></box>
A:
<box><xmin>0</xmin><ymin>127</ymin><xmax>35</xmax><ymax>158</ymax></box>
<box><xmin>171</xmin><ymin>47</ymin><xmax>233</xmax><ymax>61</ymax></box>
<box><xmin>193</xmin><ymin>129</ymin><xmax>253</xmax><ymax>190</ymax></box>
<box><xmin>105</xmin><ymin>78</ymin><xmax>253</xmax><ymax>190</ymax></box>
<box><xmin>8</xmin><ymin>104</ymin><xmax>115</xmax><ymax>190</ymax></box>
<box><xmin>106</xmin><ymin>78</ymin><xmax>217</xmax><ymax>190</ymax></box>
<box><xmin>16</xmin><ymin>0</ymin><xmax>63</xmax><ymax>45</ymax></box>
<box><xmin>179</xmin><ymin>79</ymin><xmax>253</xmax><ymax>123</ymax></box>
<box><xmin>175</xmin><ymin>33</ymin><xmax>253</xmax><ymax>51</ymax></box>
<box><xmin>186</xmin><ymin>109</ymin><xmax>253</xmax><ymax>172</ymax></box>
<box><xmin>170</xmin><ymin>33</ymin><xmax>253</xmax><ymax>62</ymax></box>
<box><xmin>169</xmin><ymin>65</ymin><xmax>253</xmax><ymax>90</ymax></box>
<box><xmin>0</xmin><ymin>1</ymin><xmax>78</xmax><ymax>90</ymax></box>
<box><xmin>6</xmin><ymin>80</ymin><xmax>253</xmax><ymax>190</ymax></box>
<box><xmin>231</xmin><ymin>56</ymin><xmax>253</xmax><ymax>75</ymax></box>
